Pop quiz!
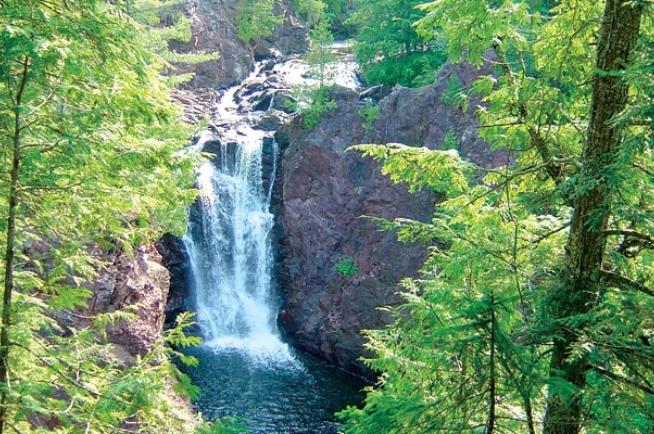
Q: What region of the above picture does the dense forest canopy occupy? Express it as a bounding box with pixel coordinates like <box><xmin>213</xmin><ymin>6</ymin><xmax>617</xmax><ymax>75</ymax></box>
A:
<box><xmin>0</xmin><ymin>0</ymin><xmax>220</xmax><ymax>432</ymax></box>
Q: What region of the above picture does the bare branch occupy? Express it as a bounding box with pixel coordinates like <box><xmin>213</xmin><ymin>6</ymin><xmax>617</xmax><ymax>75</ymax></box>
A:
<box><xmin>604</xmin><ymin>229</ymin><xmax>654</xmax><ymax>245</ymax></box>
<box><xmin>530</xmin><ymin>223</ymin><xmax>571</xmax><ymax>245</ymax></box>
<box><xmin>605</xmin><ymin>229</ymin><xmax>654</xmax><ymax>258</ymax></box>
<box><xmin>634</xmin><ymin>162</ymin><xmax>654</xmax><ymax>177</ymax></box>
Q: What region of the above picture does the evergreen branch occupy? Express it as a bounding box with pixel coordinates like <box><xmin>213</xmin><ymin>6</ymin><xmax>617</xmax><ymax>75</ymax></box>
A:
<box><xmin>633</xmin><ymin>162</ymin><xmax>654</xmax><ymax>177</ymax></box>
<box><xmin>10</xmin><ymin>342</ymin><xmax>101</xmax><ymax>399</ymax></box>
<box><xmin>13</xmin><ymin>340</ymin><xmax>194</xmax><ymax>426</ymax></box>
<box><xmin>467</xmin><ymin>161</ymin><xmax>565</xmax><ymax>208</ymax></box>
<box><xmin>18</xmin><ymin>180</ymin><xmax>85</xmax><ymax>192</ymax></box>
<box><xmin>485</xmin><ymin>292</ymin><xmax>497</xmax><ymax>434</ymax></box>
<box><xmin>590</xmin><ymin>364</ymin><xmax>654</xmax><ymax>395</ymax></box>
<box><xmin>604</xmin><ymin>229</ymin><xmax>654</xmax><ymax>245</ymax></box>
<box><xmin>614</xmin><ymin>350</ymin><xmax>654</xmax><ymax>388</ymax></box>
<box><xmin>477</xmin><ymin>122</ymin><xmax>526</xmax><ymax>129</ymax></box>
<box><xmin>625</xmin><ymin>119</ymin><xmax>653</xmax><ymax>127</ymax></box>
<box><xmin>600</xmin><ymin>270</ymin><xmax>654</xmax><ymax>298</ymax></box>
<box><xmin>527</xmin><ymin>127</ymin><xmax>564</xmax><ymax>184</ymax></box>
<box><xmin>530</xmin><ymin>223</ymin><xmax>571</xmax><ymax>245</ymax></box>
<box><xmin>6</xmin><ymin>421</ymin><xmax>25</xmax><ymax>434</ymax></box>
<box><xmin>492</xmin><ymin>42</ymin><xmax>567</xmax><ymax>186</ymax></box>
<box><xmin>605</xmin><ymin>229</ymin><xmax>654</xmax><ymax>258</ymax></box>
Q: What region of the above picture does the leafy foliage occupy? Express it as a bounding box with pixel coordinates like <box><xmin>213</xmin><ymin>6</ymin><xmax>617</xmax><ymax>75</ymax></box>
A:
<box><xmin>440</xmin><ymin>76</ymin><xmax>468</xmax><ymax>111</ymax></box>
<box><xmin>357</xmin><ymin>101</ymin><xmax>380</xmax><ymax>131</ymax></box>
<box><xmin>235</xmin><ymin>0</ymin><xmax>284</xmax><ymax>45</ymax></box>
<box><xmin>441</xmin><ymin>128</ymin><xmax>459</xmax><ymax>151</ymax></box>
<box><xmin>333</xmin><ymin>256</ymin><xmax>359</xmax><ymax>277</ymax></box>
<box><xmin>349</xmin><ymin>0</ymin><xmax>447</xmax><ymax>87</ymax></box>
<box><xmin>288</xmin><ymin>85</ymin><xmax>338</xmax><ymax>130</ymax></box>
<box><xmin>0</xmin><ymin>0</ymin><xmax>207</xmax><ymax>431</ymax></box>
<box><xmin>304</xmin><ymin>18</ymin><xmax>336</xmax><ymax>86</ymax></box>
<box><xmin>291</xmin><ymin>0</ymin><xmax>328</xmax><ymax>25</ymax></box>
<box><xmin>340</xmin><ymin>0</ymin><xmax>654</xmax><ymax>433</ymax></box>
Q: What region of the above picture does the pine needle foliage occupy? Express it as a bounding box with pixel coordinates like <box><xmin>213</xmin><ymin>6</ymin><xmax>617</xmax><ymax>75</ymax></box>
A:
<box><xmin>0</xmin><ymin>0</ymin><xmax>209</xmax><ymax>431</ymax></box>
<box><xmin>339</xmin><ymin>1</ymin><xmax>654</xmax><ymax>433</ymax></box>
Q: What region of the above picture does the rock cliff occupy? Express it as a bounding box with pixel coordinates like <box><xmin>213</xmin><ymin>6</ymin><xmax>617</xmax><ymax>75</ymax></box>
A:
<box><xmin>274</xmin><ymin>60</ymin><xmax>505</xmax><ymax>374</ymax></box>
<box><xmin>82</xmin><ymin>244</ymin><xmax>172</xmax><ymax>358</ymax></box>
<box><xmin>169</xmin><ymin>0</ymin><xmax>308</xmax><ymax>124</ymax></box>
<box><xmin>170</xmin><ymin>0</ymin><xmax>307</xmax><ymax>89</ymax></box>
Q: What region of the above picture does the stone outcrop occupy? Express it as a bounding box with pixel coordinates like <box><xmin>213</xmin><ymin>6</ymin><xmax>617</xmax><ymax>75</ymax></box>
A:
<box><xmin>274</xmin><ymin>60</ymin><xmax>504</xmax><ymax>375</ymax></box>
<box><xmin>88</xmin><ymin>244</ymin><xmax>171</xmax><ymax>357</ymax></box>
<box><xmin>157</xmin><ymin>234</ymin><xmax>192</xmax><ymax>324</ymax></box>
<box><xmin>169</xmin><ymin>0</ymin><xmax>308</xmax><ymax>90</ymax></box>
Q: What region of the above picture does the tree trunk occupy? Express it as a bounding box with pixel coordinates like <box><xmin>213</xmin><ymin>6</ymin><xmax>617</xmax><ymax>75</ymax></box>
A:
<box><xmin>543</xmin><ymin>1</ymin><xmax>643</xmax><ymax>433</ymax></box>
<box><xmin>0</xmin><ymin>56</ymin><xmax>29</xmax><ymax>434</ymax></box>
<box><xmin>485</xmin><ymin>293</ymin><xmax>497</xmax><ymax>434</ymax></box>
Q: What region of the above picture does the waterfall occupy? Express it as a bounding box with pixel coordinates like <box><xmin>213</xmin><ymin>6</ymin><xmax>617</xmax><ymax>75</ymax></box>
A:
<box><xmin>175</xmin><ymin>48</ymin><xmax>367</xmax><ymax>433</ymax></box>
<box><xmin>183</xmin><ymin>134</ymin><xmax>290</xmax><ymax>360</ymax></box>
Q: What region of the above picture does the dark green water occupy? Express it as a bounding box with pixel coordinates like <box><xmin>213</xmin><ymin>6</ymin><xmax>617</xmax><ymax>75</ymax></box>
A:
<box><xmin>180</xmin><ymin>345</ymin><xmax>367</xmax><ymax>433</ymax></box>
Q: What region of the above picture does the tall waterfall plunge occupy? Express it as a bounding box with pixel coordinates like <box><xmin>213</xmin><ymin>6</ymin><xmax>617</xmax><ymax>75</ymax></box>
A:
<box><xmin>183</xmin><ymin>136</ymin><xmax>291</xmax><ymax>359</ymax></box>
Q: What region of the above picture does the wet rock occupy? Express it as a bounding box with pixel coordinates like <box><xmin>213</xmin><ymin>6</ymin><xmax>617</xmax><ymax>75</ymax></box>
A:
<box><xmin>201</xmin><ymin>140</ymin><xmax>240</xmax><ymax>168</ymax></box>
<box><xmin>168</xmin><ymin>0</ymin><xmax>252</xmax><ymax>90</ymax></box>
<box><xmin>252</xmin><ymin>91</ymin><xmax>274</xmax><ymax>112</ymax></box>
<box><xmin>359</xmin><ymin>84</ymin><xmax>392</xmax><ymax>103</ymax></box>
<box><xmin>171</xmin><ymin>88</ymin><xmax>218</xmax><ymax>125</ymax></box>
<box><xmin>271</xmin><ymin>90</ymin><xmax>295</xmax><ymax>113</ymax></box>
<box><xmin>261</xmin><ymin>137</ymin><xmax>278</xmax><ymax>195</ymax></box>
<box><xmin>157</xmin><ymin>234</ymin><xmax>191</xmax><ymax>323</ymax></box>
<box><xmin>254</xmin><ymin>112</ymin><xmax>285</xmax><ymax>131</ymax></box>
<box><xmin>254</xmin><ymin>1</ymin><xmax>309</xmax><ymax>59</ymax></box>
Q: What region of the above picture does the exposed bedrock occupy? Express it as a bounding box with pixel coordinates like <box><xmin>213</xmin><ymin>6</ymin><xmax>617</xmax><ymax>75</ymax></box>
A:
<box><xmin>169</xmin><ymin>0</ymin><xmax>308</xmax><ymax>89</ymax></box>
<box><xmin>274</xmin><ymin>60</ymin><xmax>505</xmax><ymax>375</ymax></box>
<box><xmin>82</xmin><ymin>243</ymin><xmax>171</xmax><ymax>358</ymax></box>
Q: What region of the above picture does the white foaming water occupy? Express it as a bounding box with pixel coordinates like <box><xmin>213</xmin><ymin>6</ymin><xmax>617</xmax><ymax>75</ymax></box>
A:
<box><xmin>183</xmin><ymin>46</ymin><xmax>360</xmax><ymax>369</ymax></box>
<box><xmin>183</xmin><ymin>136</ymin><xmax>294</xmax><ymax>365</ymax></box>
<box><xmin>177</xmin><ymin>48</ymin><xmax>369</xmax><ymax>433</ymax></box>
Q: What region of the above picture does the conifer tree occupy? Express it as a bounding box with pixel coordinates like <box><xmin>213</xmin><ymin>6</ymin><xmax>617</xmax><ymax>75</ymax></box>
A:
<box><xmin>234</xmin><ymin>0</ymin><xmax>284</xmax><ymax>48</ymax></box>
<box><xmin>340</xmin><ymin>0</ymin><xmax>654</xmax><ymax>432</ymax></box>
<box><xmin>349</xmin><ymin>0</ymin><xmax>446</xmax><ymax>86</ymax></box>
<box><xmin>0</xmin><ymin>0</ymin><xmax>205</xmax><ymax>431</ymax></box>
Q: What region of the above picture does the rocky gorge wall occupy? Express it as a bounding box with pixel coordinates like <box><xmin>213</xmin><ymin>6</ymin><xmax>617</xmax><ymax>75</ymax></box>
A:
<box><xmin>72</xmin><ymin>244</ymin><xmax>173</xmax><ymax>360</ymax></box>
<box><xmin>150</xmin><ymin>1</ymin><xmax>505</xmax><ymax>376</ymax></box>
<box><xmin>273</xmin><ymin>60</ymin><xmax>504</xmax><ymax>375</ymax></box>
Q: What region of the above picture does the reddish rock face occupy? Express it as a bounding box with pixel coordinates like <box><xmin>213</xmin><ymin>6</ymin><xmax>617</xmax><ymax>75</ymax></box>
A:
<box><xmin>168</xmin><ymin>0</ymin><xmax>308</xmax><ymax>90</ymax></box>
<box><xmin>274</xmin><ymin>60</ymin><xmax>505</xmax><ymax>375</ymax></box>
<box><xmin>90</xmin><ymin>244</ymin><xmax>171</xmax><ymax>358</ymax></box>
